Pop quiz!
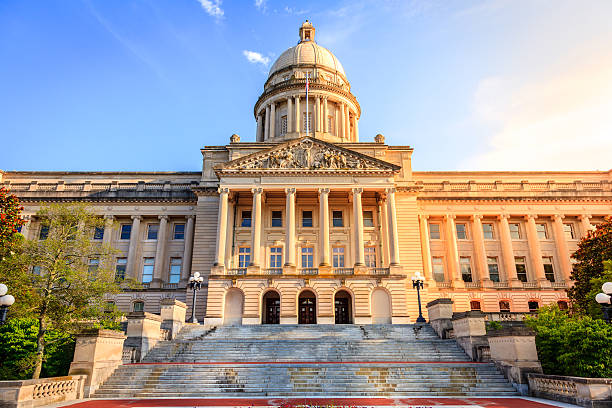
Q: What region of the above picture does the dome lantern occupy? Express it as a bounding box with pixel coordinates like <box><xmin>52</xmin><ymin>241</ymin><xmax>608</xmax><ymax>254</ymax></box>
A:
<box><xmin>299</xmin><ymin>20</ymin><xmax>315</xmax><ymax>43</ymax></box>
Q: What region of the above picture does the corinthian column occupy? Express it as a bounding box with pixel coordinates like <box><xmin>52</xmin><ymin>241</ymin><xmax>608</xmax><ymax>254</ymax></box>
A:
<box><xmin>287</xmin><ymin>97</ymin><xmax>293</xmax><ymax>134</ymax></box>
<box><xmin>579</xmin><ymin>214</ymin><xmax>594</xmax><ymax>237</ymax></box>
<box><xmin>323</xmin><ymin>97</ymin><xmax>329</xmax><ymax>133</ymax></box>
<box><xmin>340</xmin><ymin>103</ymin><xmax>346</xmax><ymax>139</ymax></box>
<box><xmin>315</xmin><ymin>96</ymin><xmax>321</xmax><ymax>133</ymax></box>
<box><xmin>498</xmin><ymin>214</ymin><xmax>519</xmax><ymax>285</ymax></box>
<box><xmin>181</xmin><ymin>215</ymin><xmax>195</xmax><ymax>283</ymax></box>
<box><xmin>525</xmin><ymin>214</ymin><xmax>547</xmax><ymax>284</ymax></box>
<box><xmin>256</xmin><ymin>113</ymin><xmax>263</xmax><ymax>142</ymax></box>
<box><xmin>345</xmin><ymin>105</ymin><xmax>350</xmax><ymax>141</ymax></box>
<box><xmin>214</xmin><ymin>188</ymin><xmax>229</xmax><ymax>267</ymax></box>
<box><xmin>444</xmin><ymin>214</ymin><xmax>461</xmax><ymax>286</ymax></box>
<box><xmin>352</xmin><ymin>187</ymin><xmax>365</xmax><ymax>266</ymax></box>
<box><xmin>471</xmin><ymin>214</ymin><xmax>490</xmax><ymax>283</ymax></box>
<box><xmin>294</xmin><ymin>96</ymin><xmax>301</xmax><ymax>133</ymax></box>
<box><xmin>264</xmin><ymin>105</ymin><xmax>270</xmax><ymax>140</ymax></box>
<box><xmin>285</xmin><ymin>188</ymin><xmax>296</xmax><ymax>266</ymax></box>
<box><xmin>152</xmin><ymin>214</ymin><xmax>169</xmax><ymax>287</ymax></box>
<box><xmin>102</xmin><ymin>215</ymin><xmax>114</xmax><ymax>246</ymax></box>
<box><xmin>318</xmin><ymin>188</ymin><xmax>330</xmax><ymax>266</ymax></box>
<box><xmin>270</xmin><ymin>102</ymin><xmax>276</xmax><ymax>139</ymax></box>
<box><xmin>386</xmin><ymin>188</ymin><xmax>400</xmax><ymax>266</ymax></box>
<box><xmin>552</xmin><ymin>214</ymin><xmax>572</xmax><ymax>282</ymax></box>
<box><xmin>126</xmin><ymin>215</ymin><xmax>142</xmax><ymax>279</ymax></box>
<box><xmin>354</xmin><ymin>116</ymin><xmax>359</xmax><ymax>142</ymax></box>
<box><xmin>250</xmin><ymin>188</ymin><xmax>263</xmax><ymax>267</ymax></box>
<box><xmin>418</xmin><ymin>215</ymin><xmax>432</xmax><ymax>280</ymax></box>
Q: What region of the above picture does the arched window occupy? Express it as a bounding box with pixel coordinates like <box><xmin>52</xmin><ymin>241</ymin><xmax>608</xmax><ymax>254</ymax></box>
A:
<box><xmin>557</xmin><ymin>300</ymin><xmax>569</xmax><ymax>310</ymax></box>
<box><xmin>470</xmin><ymin>300</ymin><xmax>481</xmax><ymax>311</ymax></box>
<box><xmin>499</xmin><ymin>301</ymin><xmax>510</xmax><ymax>313</ymax></box>
<box><xmin>528</xmin><ymin>301</ymin><xmax>539</xmax><ymax>312</ymax></box>
<box><xmin>133</xmin><ymin>301</ymin><xmax>144</xmax><ymax>312</ymax></box>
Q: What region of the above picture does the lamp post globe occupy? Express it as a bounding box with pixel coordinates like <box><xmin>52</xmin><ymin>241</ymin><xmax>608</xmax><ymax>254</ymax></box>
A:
<box><xmin>188</xmin><ymin>273</ymin><xmax>204</xmax><ymax>324</ymax></box>
<box><xmin>0</xmin><ymin>284</ymin><xmax>15</xmax><ymax>325</ymax></box>
<box><xmin>411</xmin><ymin>271</ymin><xmax>426</xmax><ymax>323</ymax></box>
<box><xmin>596</xmin><ymin>281</ymin><xmax>612</xmax><ymax>324</ymax></box>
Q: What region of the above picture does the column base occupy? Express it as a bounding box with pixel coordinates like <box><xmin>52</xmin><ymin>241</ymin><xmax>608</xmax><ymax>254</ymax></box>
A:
<box><xmin>538</xmin><ymin>279</ymin><xmax>552</xmax><ymax>289</ymax></box>
<box><xmin>510</xmin><ymin>279</ymin><xmax>523</xmax><ymax>289</ymax></box>
<box><xmin>389</xmin><ymin>264</ymin><xmax>403</xmax><ymax>274</ymax></box>
<box><xmin>453</xmin><ymin>279</ymin><xmax>465</xmax><ymax>289</ymax></box>
<box><xmin>149</xmin><ymin>278</ymin><xmax>162</xmax><ymax>289</ymax></box>
<box><xmin>283</xmin><ymin>265</ymin><xmax>297</xmax><ymax>275</ymax></box>
<box><xmin>319</xmin><ymin>265</ymin><xmax>332</xmax><ymax>274</ymax></box>
<box><xmin>211</xmin><ymin>265</ymin><xmax>225</xmax><ymax>275</ymax></box>
<box><xmin>247</xmin><ymin>265</ymin><xmax>261</xmax><ymax>274</ymax></box>
<box><xmin>481</xmin><ymin>278</ymin><xmax>495</xmax><ymax>289</ymax></box>
<box><xmin>354</xmin><ymin>265</ymin><xmax>369</xmax><ymax>275</ymax></box>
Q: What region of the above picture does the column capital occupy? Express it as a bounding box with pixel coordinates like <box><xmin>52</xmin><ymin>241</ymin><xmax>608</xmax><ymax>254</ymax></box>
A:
<box><xmin>218</xmin><ymin>187</ymin><xmax>230</xmax><ymax>195</ymax></box>
<box><xmin>418</xmin><ymin>214</ymin><xmax>430</xmax><ymax>221</ymax></box>
<box><xmin>385</xmin><ymin>187</ymin><xmax>396</xmax><ymax>194</ymax></box>
<box><xmin>524</xmin><ymin>214</ymin><xmax>538</xmax><ymax>221</ymax></box>
<box><xmin>104</xmin><ymin>214</ymin><xmax>114</xmax><ymax>221</ymax></box>
<box><xmin>497</xmin><ymin>213</ymin><xmax>510</xmax><ymax>220</ymax></box>
<box><xmin>284</xmin><ymin>187</ymin><xmax>296</xmax><ymax>195</ymax></box>
<box><xmin>580</xmin><ymin>213</ymin><xmax>592</xmax><ymax>220</ymax></box>
<box><xmin>251</xmin><ymin>187</ymin><xmax>264</xmax><ymax>195</ymax></box>
<box><xmin>185</xmin><ymin>214</ymin><xmax>195</xmax><ymax>220</ymax></box>
<box><xmin>352</xmin><ymin>187</ymin><xmax>363</xmax><ymax>195</ymax></box>
<box><xmin>471</xmin><ymin>214</ymin><xmax>483</xmax><ymax>221</ymax></box>
<box><xmin>445</xmin><ymin>214</ymin><xmax>456</xmax><ymax>220</ymax></box>
<box><xmin>318</xmin><ymin>187</ymin><xmax>330</xmax><ymax>195</ymax></box>
<box><xmin>158</xmin><ymin>214</ymin><xmax>169</xmax><ymax>221</ymax></box>
<box><xmin>131</xmin><ymin>215</ymin><xmax>142</xmax><ymax>221</ymax></box>
<box><xmin>552</xmin><ymin>214</ymin><xmax>565</xmax><ymax>221</ymax></box>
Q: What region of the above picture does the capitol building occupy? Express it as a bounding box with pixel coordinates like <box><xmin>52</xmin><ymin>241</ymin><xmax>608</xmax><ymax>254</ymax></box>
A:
<box><xmin>3</xmin><ymin>21</ymin><xmax>611</xmax><ymax>325</ymax></box>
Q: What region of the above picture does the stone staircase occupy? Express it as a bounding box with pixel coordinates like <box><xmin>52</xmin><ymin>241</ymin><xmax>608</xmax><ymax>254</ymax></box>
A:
<box><xmin>93</xmin><ymin>324</ymin><xmax>518</xmax><ymax>397</ymax></box>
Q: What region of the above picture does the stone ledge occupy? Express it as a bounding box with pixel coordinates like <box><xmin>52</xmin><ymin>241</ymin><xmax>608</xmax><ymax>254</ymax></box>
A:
<box><xmin>487</xmin><ymin>326</ymin><xmax>535</xmax><ymax>337</ymax></box>
<box><xmin>426</xmin><ymin>298</ymin><xmax>453</xmax><ymax>307</ymax></box>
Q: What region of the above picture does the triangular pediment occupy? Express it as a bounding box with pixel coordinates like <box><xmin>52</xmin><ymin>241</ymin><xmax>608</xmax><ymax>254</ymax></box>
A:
<box><xmin>216</xmin><ymin>137</ymin><xmax>400</xmax><ymax>175</ymax></box>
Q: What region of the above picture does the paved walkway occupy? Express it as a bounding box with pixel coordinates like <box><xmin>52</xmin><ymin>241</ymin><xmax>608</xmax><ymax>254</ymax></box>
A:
<box><xmin>56</xmin><ymin>397</ymin><xmax>580</xmax><ymax>408</ymax></box>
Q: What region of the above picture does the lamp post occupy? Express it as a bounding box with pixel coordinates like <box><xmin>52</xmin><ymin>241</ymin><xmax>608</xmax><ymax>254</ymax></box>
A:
<box><xmin>596</xmin><ymin>281</ymin><xmax>612</xmax><ymax>324</ymax></box>
<box><xmin>0</xmin><ymin>284</ymin><xmax>16</xmax><ymax>325</ymax></box>
<box><xmin>411</xmin><ymin>271</ymin><xmax>426</xmax><ymax>323</ymax></box>
<box><xmin>188</xmin><ymin>272</ymin><xmax>204</xmax><ymax>324</ymax></box>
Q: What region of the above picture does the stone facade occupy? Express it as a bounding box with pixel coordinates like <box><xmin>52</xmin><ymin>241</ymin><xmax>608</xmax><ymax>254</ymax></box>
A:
<box><xmin>2</xmin><ymin>21</ymin><xmax>611</xmax><ymax>324</ymax></box>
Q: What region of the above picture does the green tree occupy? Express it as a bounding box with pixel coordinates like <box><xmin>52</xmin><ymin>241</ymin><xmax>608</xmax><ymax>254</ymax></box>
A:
<box><xmin>0</xmin><ymin>203</ymin><xmax>122</xmax><ymax>379</ymax></box>
<box><xmin>0</xmin><ymin>186</ymin><xmax>25</xmax><ymax>259</ymax></box>
<box><xmin>568</xmin><ymin>216</ymin><xmax>612</xmax><ymax>316</ymax></box>
<box><xmin>526</xmin><ymin>305</ymin><xmax>612</xmax><ymax>378</ymax></box>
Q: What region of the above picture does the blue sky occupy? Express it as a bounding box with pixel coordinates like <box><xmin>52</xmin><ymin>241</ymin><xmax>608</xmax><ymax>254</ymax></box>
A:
<box><xmin>1</xmin><ymin>0</ymin><xmax>611</xmax><ymax>172</ymax></box>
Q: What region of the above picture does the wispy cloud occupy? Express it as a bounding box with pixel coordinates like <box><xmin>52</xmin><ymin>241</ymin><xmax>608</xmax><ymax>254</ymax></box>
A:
<box><xmin>196</xmin><ymin>0</ymin><xmax>224</xmax><ymax>19</ymax></box>
<box><xmin>254</xmin><ymin>0</ymin><xmax>267</xmax><ymax>11</ymax></box>
<box><xmin>284</xmin><ymin>6</ymin><xmax>308</xmax><ymax>15</ymax></box>
<box><xmin>243</xmin><ymin>50</ymin><xmax>270</xmax><ymax>66</ymax></box>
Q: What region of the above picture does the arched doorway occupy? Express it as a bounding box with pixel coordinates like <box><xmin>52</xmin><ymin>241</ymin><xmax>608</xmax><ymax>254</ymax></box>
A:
<box><xmin>298</xmin><ymin>290</ymin><xmax>316</xmax><ymax>324</ymax></box>
<box><xmin>223</xmin><ymin>288</ymin><xmax>244</xmax><ymax>325</ymax></box>
<box><xmin>371</xmin><ymin>288</ymin><xmax>391</xmax><ymax>324</ymax></box>
<box><xmin>334</xmin><ymin>290</ymin><xmax>353</xmax><ymax>324</ymax></box>
<box><xmin>262</xmin><ymin>291</ymin><xmax>280</xmax><ymax>324</ymax></box>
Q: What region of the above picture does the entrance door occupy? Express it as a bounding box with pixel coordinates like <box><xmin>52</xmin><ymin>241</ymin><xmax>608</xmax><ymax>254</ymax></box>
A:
<box><xmin>334</xmin><ymin>290</ymin><xmax>353</xmax><ymax>324</ymax></box>
<box><xmin>263</xmin><ymin>291</ymin><xmax>280</xmax><ymax>324</ymax></box>
<box><xmin>298</xmin><ymin>290</ymin><xmax>316</xmax><ymax>324</ymax></box>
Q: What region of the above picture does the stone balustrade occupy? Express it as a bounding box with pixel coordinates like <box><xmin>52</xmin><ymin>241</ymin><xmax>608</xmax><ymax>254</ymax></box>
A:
<box><xmin>418</xmin><ymin>179</ymin><xmax>611</xmax><ymax>193</ymax></box>
<box><xmin>529</xmin><ymin>373</ymin><xmax>612</xmax><ymax>407</ymax></box>
<box><xmin>0</xmin><ymin>375</ymin><xmax>87</xmax><ymax>408</ymax></box>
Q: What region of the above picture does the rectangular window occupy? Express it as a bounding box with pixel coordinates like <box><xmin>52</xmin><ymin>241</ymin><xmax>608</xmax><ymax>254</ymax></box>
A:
<box><xmin>241</xmin><ymin>211</ymin><xmax>252</xmax><ymax>227</ymax></box>
<box><xmin>482</xmin><ymin>223</ymin><xmax>494</xmax><ymax>240</ymax></box>
<box><xmin>543</xmin><ymin>256</ymin><xmax>555</xmax><ymax>282</ymax></box>
<box><xmin>88</xmin><ymin>258</ymin><xmax>99</xmax><ymax>274</ymax></box>
<box><xmin>120</xmin><ymin>224</ymin><xmax>131</xmax><ymax>240</ymax></box>
<box><xmin>460</xmin><ymin>256</ymin><xmax>472</xmax><ymax>282</ymax></box>
<box><xmin>528</xmin><ymin>301</ymin><xmax>539</xmax><ymax>312</ymax></box>
<box><xmin>39</xmin><ymin>225</ymin><xmax>49</xmax><ymax>240</ymax></box>
<box><xmin>332</xmin><ymin>211</ymin><xmax>343</xmax><ymax>227</ymax></box>
<box><xmin>142</xmin><ymin>257</ymin><xmax>155</xmax><ymax>283</ymax></box>
<box><xmin>509</xmin><ymin>223</ymin><xmax>521</xmax><ymax>239</ymax></box>
<box><xmin>470</xmin><ymin>300</ymin><xmax>482</xmax><ymax>311</ymax></box>
<box><xmin>147</xmin><ymin>224</ymin><xmax>159</xmax><ymax>240</ymax></box>
<box><xmin>301</xmin><ymin>247</ymin><xmax>314</xmax><ymax>268</ymax></box>
<box><xmin>303</xmin><ymin>112</ymin><xmax>312</xmax><ymax>132</ymax></box>
<box><xmin>169</xmin><ymin>257</ymin><xmax>182</xmax><ymax>284</ymax></box>
<box><xmin>332</xmin><ymin>247</ymin><xmax>345</xmax><ymax>268</ymax></box>
<box><xmin>365</xmin><ymin>246</ymin><xmax>376</xmax><ymax>267</ymax></box>
<box><xmin>432</xmin><ymin>257</ymin><xmax>445</xmax><ymax>282</ymax></box>
<box><xmin>487</xmin><ymin>257</ymin><xmax>500</xmax><ymax>282</ymax></box>
<box><xmin>173</xmin><ymin>224</ymin><xmax>185</xmax><ymax>240</ymax></box>
<box><xmin>363</xmin><ymin>211</ymin><xmax>374</xmax><ymax>227</ymax></box>
<box><xmin>271</xmin><ymin>210</ymin><xmax>283</xmax><ymax>227</ymax></box>
<box><xmin>563</xmin><ymin>223</ymin><xmax>575</xmax><ymax>240</ymax></box>
<box><xmin>515</xmin><ymin>256</ymin><xmax>528</xmax><ymax>282</ymax></box>
<box><xmin>536</xmin><ymin>223</ymin><xmax>548</xmax><ymax>239</ymax></box>
<box><xmin>302</xmin><ymin>210</ymin><xmax>313</xmax><ymax>227</ymax></box>
<box><xmin>238</xmin><ymin>247</ymin><xmax>251</xmax><ymax>268</ymax></box>
<box><xmin>280</xmin><ymin>115</ymin><xmax>287</xmax><ymax>134</ymax></box>
<box><xmin>93</xmin><ymin>227</ymin><xmax>104</xmax><ymax>240</ymax></box>
<box><xmin>456</xmin><ymin>223</ymin><xmax>468</xmax><ymax>240</ymax></box>
<box><xmin>429</xmin><ymin>223</ymin><xmax>441</xmax><ymax>240</ymax></box>
<box><xmin>115</xmin><ymin>258</ymin><xmax>127</xmax><ymax>281</ymax></box>
<box><xmin>133</xmin><ymin>301</ymin><xmax>144</xmax><ymax>312</ymax></box>
<box><xmin>270</xmin><ymin>247</ymin><xmax>283</xmax><ymax>268</ymax></box>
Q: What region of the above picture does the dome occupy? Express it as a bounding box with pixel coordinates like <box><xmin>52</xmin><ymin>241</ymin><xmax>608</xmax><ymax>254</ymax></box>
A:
<box><xmin>268</xmin><ymin>21</ymin><xmax>346</xmax><ymax>79</ymax></box>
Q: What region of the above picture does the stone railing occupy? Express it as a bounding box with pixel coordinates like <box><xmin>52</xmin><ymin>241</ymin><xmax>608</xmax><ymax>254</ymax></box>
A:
<box><xmin>262</xmin><ymin>268</ymin><xmax>283</xmax><ymax>275</ymax></box>
<box><xmin>0</xmin><ymin>375</ymin><xmax>87</xmax><ymax>408</ymax></box>
<box><xmin>226</xmin><ymin>268</ymin><xmax>247</xmax><ymax>276</ymax></box>
<box><xmin>436</xmin><ymin>281</ymin><xmax>452</xmax><ymax>289</ymax></box>
<box><xmin>333</xmin><ymin>268</ymin><xmax>354</xmax><ymax>275</ymax></box>
<box><xmin>418</xmin><ymin>179</ymin><xmax>610</xmax><ymax>193</ymax></box>
<box><xmin>522</xmin><ymin>281</ymin><xmax>539</xmax><ymax>289</ymax></box>
<box><xmin>493</xmin><ymin>281</ymin><xmax>510</xmax><ymax>288</ymax></box>
<box><xmin>4</xmin><ymin>180</ymin><xmax>198</xmax><ymax>192</ymax></box>
<box><xmin>465</xmin><ymin>281</ymin><xmax>481</xmax><ymax>289</ymax></box>
<box><xmin>370</xmin><ymin>267</ymin><xmax>390</xmax><ymax>275</ymax></box>
<box><xmin>299</xmin><ymin>268</ymin><xmax>319</xmax><ymax>275</ymax></box>
<box><xmin>484</xmin><ymin>312</ymin><xmax>537</xmax><ymax>322</ymax></box>
<box><xmin>528</xmin><ymin>373</ymin><xmax>612</xmax><ymax>407</ymax></box>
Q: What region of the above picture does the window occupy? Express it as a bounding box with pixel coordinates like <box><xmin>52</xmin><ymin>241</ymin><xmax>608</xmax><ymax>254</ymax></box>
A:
<box><xmin>515</xmin><ymin>257</ymin><xmax>527</xmax><ymax>282</ymax></box>
<box><xmin>332</xmin><ymin>247</ymin><xmax>345</xmax><ymax>268</ymax></box>
<box><xmin>364</xmin><ymin>246</ymin><xmax>376</xmax><ymax>267</ymax></box>
<box><xmin>280</xmin><ymin>115</ymin><xmax>287</xmax><ymax>134</ymax></box>
<box><xmin>120</xmin><ymin>224</ymin><xmax>131</xmax><ymax>240</ymax></box>
<box><xmin>270</xmin><ymin>247</ymin><xmax>283</xmax><ymax>268</ymax></box>
<box><xmin>432</xmin><ymin>257</ymin><xmax>445</xmax><ymax>282</ymax></box>
<box><xmin>133</xmin><ymin>301</ymin><xmax>144</xmax><ymax>312</ymax></box>
<box><xmin>303</xmin><ymin>112</ymin><xmax>312</xmax><ymax>132</ymax></box>
<box><xmin>115</xmin><ymin>258</ymin><xmax>127</xmax><ymax>281</ymax></box>
<box><xmin>93</xmin><ymin>227</ymin><xmax>104</xmax><ymax>240</ymax></box>
<box><xmin>88</xmin><ymin>258</ymin><xmax>99</xmax><ymax>274</ymax></box>
<box><xmin>528</xmin><ymin>301</ymin><xmax>539</xmax><ymax>312</ymax></box>
<box><xmin>460</xmin><ymin>257</ymin><xmax>472</xmax><ymax>282</ymax></box>
<box><xmin>241</xmin><ymin>211</ymin><xmax>252</xmax><ymax>227</ymax></box>
<box><xmin>499</xmin><ymin>301</ymin><xmax>511</xmax><ymax>313</ymax></box>
<box><xmin>429</xmin><ymin>223</ymin><xmax>440</xmax><ymax>240</ymax></box>
<box><xmin>509</xmin><ymin>223</ymin><xmax>521</xmax><ymax>239</ymax></box>
<box><xmin>563</xmin><ymin>223</ymin><xmax>575</xmax><ymax>240</ymax></box>
<box><xmin>456</xmin><ymin>223</ymin><xmax>468</xmax><ymax>240</ymax></box>
<box><xmin>332</xmin><ymin>211</ymin><xmax>343</xmax><ymax>227</ymax></box>
<box><xmin>363</xmin><ymin>211</ymin><xmax>374</xmax><ymax>227</ymax></box>
<box><xmin>301</xmin><ymin>247</ymin><xmax>314</xmax><ymax>268</ymax></box>
<box><xmin>536</xmin><ymin>223</ymin><xmax>548</xmax><ymax>239</ymax></box>
<box><xmin>558</xmin><ymin>301</ymin><xmax>569</xmax><ymax>310</ymax></box>
<box><xmin>302</xmin><ymin>210</ymin><xmax>313</xmax><ymax>227</ymax></box>
<box><xmin>173</xmin><ymin>224</ymin><xmax>185</xmax><ymax>240</ymax></box>
<box><xmin>169</xmin><ymin>258</ymin><xmax>182</xmax><ymax>284</ymax></box>
<box><xmin>470</xmin><ymin>300</ymin><xmax>481</xmax><ymax>311</ymax></box>
<box><xmin>142</xmin><ymin>257</ymin><xmax>155</xmax><ymax>283</ymax></box>
<box><xmin>238</xmin><ymin>247</ymin><xmax>250</xmax><ymax>268</ymax></box>
<box><xmin>482</xmin><ymin>223</ymin><xmax>494</xmax><ymax>239</ymax></box>
<box><xmin>487</xmin><ymin>257</ymin><xmax>500</xmax><ymax>282</ymax></box>
<box><xmin>271</xmin><ymin>211</ymin><xmax>283</xmax><ymax>227</ymax></box>
<box><xmin>543</xmin><ymin>256</ymin><xmax>555</xmax><ymax>282</ymax></box>
<box><xmin>147</xmin><ymin>224</ymin><xmax>159</xmax><ymax>240</ymax></box>
<box><xmin>39</xmin><ymin>225</ymin><xmax>49</xmax><ymax>240</ymax></box>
